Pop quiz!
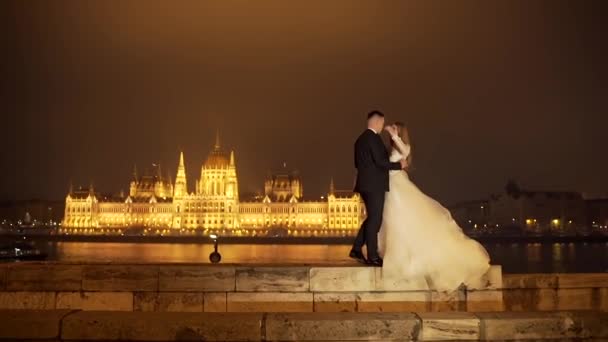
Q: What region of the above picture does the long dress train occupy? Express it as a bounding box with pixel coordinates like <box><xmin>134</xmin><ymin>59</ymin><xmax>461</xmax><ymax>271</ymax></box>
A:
<box><xmin>378</xmin><ymin>135</ymin><xmax>490</xmax><ymax>292</ymax></box>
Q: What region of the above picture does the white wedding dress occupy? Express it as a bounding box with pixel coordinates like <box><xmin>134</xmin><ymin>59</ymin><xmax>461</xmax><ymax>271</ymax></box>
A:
<box><xmin>378</xmin><ymin>135</ymin><xmax>490</xmax><ymax>292</ymax></box>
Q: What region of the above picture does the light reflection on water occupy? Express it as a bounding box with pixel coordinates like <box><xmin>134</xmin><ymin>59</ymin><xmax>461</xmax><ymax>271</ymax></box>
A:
<box><xmin>34</xmin><ymin>241</ymin><xmax>608</xmax><ymax>273</ymax></box>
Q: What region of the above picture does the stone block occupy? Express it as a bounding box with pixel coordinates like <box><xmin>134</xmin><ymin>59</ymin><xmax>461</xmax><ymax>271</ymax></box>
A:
<box><xmin>204</xmin><ymin>292</ymin><xmax>227</xmax><ymax>312</ymax></box>
<box><xmin>61</xmin><ymin>311</ymin><xmax>263</xmax><ymax>341</ymax></box>
<box><xmin>502</xmin><ymin>273</ymin><xmax>558</xmax><ymax>289</ymax></box>
<box><xmin>557</xmin><ymin>288</ymin><xmax>595</xmax><ymax>310</ymax></box>
<box><xmin>600</xmin><ymin>288</ymin><xmax>608</xmax><ymax>311</ymax></box>
<box><xmin>56</xmin><ymin>291</ymin><xmax>133</xmax><ymax>311</ymax></box>
<box><xmin>356</xmin><ymin>291</ymin><xmax>430</xmax><ymax>312</ymax></box>
<box><xmin>466</xmin><ymin>290</ymin><xmax>504</xmax><ymax>312</ymax></box>
<box><xmin>227</xmin><ymin>292</ymin><xmax>313</xmax><ymax>312</ymax></box>
<box><xmin>83</xmin><ymin>265</ymin><xmax>158</xmax><ymax>291</ymax></box>
<box><xmin>310</xmin><ymin>267</ymin><xmax>374</xmax><ymax>292</ymax></box>
<box><xmin>6</xmin><ymin>264</ymin><xmax>82</xmax><ymax>291</ymax></box>
<box><xmin>573</xmin><ymin>310</ymin><xmax>608</xmax><ymax>338</ymax></box>
<box><xmin>417</xmin><ymin>312</ymin><xmax>480</xmax><ymax>340</ymax></box>
<box><xmin>0</xmin><ymin>291</ymin><xmax>56</xmax><ymax>309</ymax></box>
<box><xmin>134</xmin><ymin>292</ymin><xmax>203</xmax><ymax>312</ymax></box>
<box><xmin>503</xmin><ymin>288</ymin><xmax>557</xmax><ymax>311</ymax></box>
<box><xmin>466</xmin><ymin>265</ymin><xmax>503</xmax><ymax>290</ymax></box>
<box><xmin>557</xmin><ymin>273</ymin><xmax>608</xmax><ymax>288</ymax></box>
<box><xmin>374</xmin><ymin>268</ymin><xmax>429</xmax><ymax>291</ymax></box>
<box><xmin>431</xmin><ymin>290</ymin><xmax>466</xmax><ymax>312</ymax></box>
<box><xmin>0</xmin><ymin>265</ymin><xmax>8</xmax><ymax>290</ymax></box>
<box><xmin>265</xmin><ymin>312</ymin><xmax>421</xmax><ymax>341</ymax></box>
<box><xmin>478</xmin><ymin>311</ymin><xmax>602</xmax><ymax>340</ymax></box>
<box><xmin>236</xmin><ymin>267</ymin><xmax>309</xmax><ymax>292</ymax></box>
<box><xmin>313</xmin><ymin>293</ymin><xmax>357</xmax><ymax>312</ymax></box>
<box><xmin>159</xmin><ymin>266</ymin><xmax>235</xmax><ymax>292</ymax></box>
<box><xmin>0</xmin><ymin>309</ymin><xmax>73</xmax><ymax>340</ymax></box>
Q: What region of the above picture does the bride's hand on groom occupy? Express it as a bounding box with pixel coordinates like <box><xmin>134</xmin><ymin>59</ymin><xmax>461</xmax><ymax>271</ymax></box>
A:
<box><xmin>399</xmin><ymin>158</ymin><xmax>407</xmax><ymax>169</ymax></box>
<box><xmin>384</xmin><ymin>125</ymin><xmax>397</xmax><ymax>136</ymax></box>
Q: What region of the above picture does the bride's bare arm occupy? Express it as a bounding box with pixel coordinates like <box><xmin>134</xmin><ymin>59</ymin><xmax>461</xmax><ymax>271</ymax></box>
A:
<box><xmin>390</xmin><ymin>134</ymin><xmax>411</xmax><ymax>159</ymax></box>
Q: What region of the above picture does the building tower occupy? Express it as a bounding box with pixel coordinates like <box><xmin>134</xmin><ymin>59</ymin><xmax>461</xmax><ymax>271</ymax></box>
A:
<box><xmin>196</xmin><ymin>130</ymin><xmax>240</xmax><ymax>229</ymax></box>
<box><xmin>173</xmin><ymin>151</ymin><xmax>188</xmax><ymax>199</ymax></box>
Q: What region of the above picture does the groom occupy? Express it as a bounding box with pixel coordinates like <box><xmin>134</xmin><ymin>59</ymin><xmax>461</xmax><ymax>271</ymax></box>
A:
<box><xmin>350</xmin><ymin>110</ymin><xmax>407</xmax><ymax>266</ymax></box>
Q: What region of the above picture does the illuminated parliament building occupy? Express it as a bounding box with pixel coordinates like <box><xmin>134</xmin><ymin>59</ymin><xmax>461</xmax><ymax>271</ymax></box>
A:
<box><xmin>62</xmin><ymin>133</ymin><xmax>364</xmax><ymax>236</ymax></box>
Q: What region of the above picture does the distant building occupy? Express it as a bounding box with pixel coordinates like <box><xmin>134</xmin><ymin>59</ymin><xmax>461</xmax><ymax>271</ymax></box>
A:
<box><xmin>586</xmin><ymin>198</ymin><xmax>608</xmax><ymax>230</ymax></box>
<box><xmin>62</xmin><ymin>132</ymin><xmax>363</xmax><ymax>235</ymax></box>
<box><xmin>0</xmin><ymin>199</ymin><xmax>64</xmax><ymax>225</ymax></box>
<box><xmin>450</xmin><ymin>181</ymin><xmax>588</xmax><ymax>234</ymax></box>
<box><xmin>448</xmin><ymin>200</ymin><xmax>490</xmax><ymax>232</ymax></box>
<box><xmin>489</xmin><ymin>190</ymin><xmax>586</xmax><ymax>233</ymax></box>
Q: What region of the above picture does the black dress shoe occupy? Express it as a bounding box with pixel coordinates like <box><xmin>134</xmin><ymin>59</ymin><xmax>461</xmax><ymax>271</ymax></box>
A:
<box><xmin>349</xmin><ymin>249</ymin><xmax>367</xmax><ymax>264</ymax></box>
<box><xmin>366</xmin><ymin>257</ymin><xmax>383</xmax><ymax>267</ymax></box>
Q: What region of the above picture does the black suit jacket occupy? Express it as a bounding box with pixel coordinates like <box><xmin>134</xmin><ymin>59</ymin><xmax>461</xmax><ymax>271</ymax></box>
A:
<box><xmin>354</xmin><ymin>129</ymin><xmax>402</xmax><ymax>193</ymax></box>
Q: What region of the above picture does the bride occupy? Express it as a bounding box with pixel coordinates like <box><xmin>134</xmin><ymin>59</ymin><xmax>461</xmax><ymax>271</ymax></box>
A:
<box><xmin>378</xmin><ymin>122</ymin><xmax>490</xmax><ymax>292</ymax></box>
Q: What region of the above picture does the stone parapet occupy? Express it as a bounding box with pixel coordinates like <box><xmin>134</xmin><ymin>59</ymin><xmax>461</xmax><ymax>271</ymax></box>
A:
<box><xmin>0</xmin><ymin>310</ymin><xmax>606</xmax><ymax>341</ymax></box>
<box><xmin>1</xmin><ymin>262</ymin><xmax>607</xmax><ymax>313</ymax></box>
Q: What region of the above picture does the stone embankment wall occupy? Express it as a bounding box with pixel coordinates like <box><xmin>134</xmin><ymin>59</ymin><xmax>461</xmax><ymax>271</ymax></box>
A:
<box><xmin>0</xmin><ymin>263</ymin><xmax>606</xmax><ymax>312</ymax></box>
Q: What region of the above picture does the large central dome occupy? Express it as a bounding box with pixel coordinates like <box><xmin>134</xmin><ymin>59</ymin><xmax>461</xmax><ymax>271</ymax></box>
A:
<box><xmin>204</xmin><ymin>130</ymin><xmax>230</xmax><ymax>168</ymax></box>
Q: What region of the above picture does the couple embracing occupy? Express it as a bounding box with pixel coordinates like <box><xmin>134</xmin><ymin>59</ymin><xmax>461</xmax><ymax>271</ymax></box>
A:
<box><xmin>350</xmin><ymin>110</ymin><xmax>490</xmax><ymax>292</ymax></box>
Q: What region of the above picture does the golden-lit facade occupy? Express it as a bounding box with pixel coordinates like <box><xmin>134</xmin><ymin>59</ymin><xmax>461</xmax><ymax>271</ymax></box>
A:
<box><xmin>62</xmin><ymin>133</ymin><xmax>364</xmax><ymax>236</ymax></box>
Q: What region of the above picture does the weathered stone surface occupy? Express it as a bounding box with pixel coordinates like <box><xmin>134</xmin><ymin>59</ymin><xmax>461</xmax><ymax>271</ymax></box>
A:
<box><xmin>356</xmin><ymin>292</ymin><xmax>430</xmax><ymax>312</ymax></box>
<box><xmin>227</xmin><ymin>292</ymin><xmax>313</xmax><ymax>312</ymax></box>
<box><xmin>313</xmin><ymin>293</ymin><xmax>357</xmax><ymax>312</ymax></box>
<box><xmin>572</xmin><ymin>310</ymin><xmax>608</xmax><ymax>338</ymax></box>
<box><xmin>417</xmin><ymin>312</ymin><xmax>480</xmax><ymax>341</ymax></box>
<box><xmin>557</xmin><ymin>273</ymin><xmax>608</xmax><ymax>288</ymax></box>
<box><xmin>134</xmin><ymin>292</ymin><xmax>203</xmax><ymax>312</ymax></box>
<box><xmin>431</xmin><ymin>290</ymin><xmax>466</xmax><ymax>312</ymax></box>
<box><xmin>374</xmin><ymin>268</ymin><xmax>429</xmax><ymax>291</ymax></box>
<box><xmin>601</xmin><ymin>287</ymin><xmax>608</xmax><ymax>311</ymax></box>
<box><xmin>0</xmin><ymin>291</ymin><xmax>56</xmax><ymax>309</ymax></box>
<box><xmin>56</xmin><ymin>291</ymin><xmax>133</xmax><ymax>311</ymax></box>
<box><xmin>310</xmin><ymin>267</ymin><xmax>374</xmax><ymax>292</ymax></box>
<box><xmin>61</xmin><ymin>311</ymin><xmax>263</xmax><ymax>341</ymax></box>
<box><xmin>478</xmin><ymin>311</ymin><xmax>585</xmax><ymax>340</ymax></box>
<box><xmin>466</xmin><ymin>290</ymin><xmax>504</xmax><ymax>312</ymax></box>
<box><xmin>236</xmin><ymin>267</ymin><xmax>309</xmax><ymax>292</ymax></box>
<box><xmin>467</xmin><ymin>265</ymin><xmax>503</xmax><ymax>290</ymax></box>
<box><xmin>204</xmin><ymin>292</ymin><xmax>227</xmax><ymax>312</ymax></box>
<box><xmin>0</xmin><ymin>265</ymin><xmax>8</xmax><ymax>290</ymax></box>
<box><xmin>557</xmin><ymin>288</ymin><xmax>595</xmax><ymax>310</ymax></box>
<box><xmin>159</xmin><ymin>266</ymin><xmax>235</xmax><ymax>292</ymax></box>
<box><xmin>6</xmin><ymin>264</ymin><xmax>82</xmax><ymax>291</ymax></box>
<box><xmin>502</xmin><ymin>273</ymin><xmax>558</xmax><ymax>289</ymax></box>
<box><xmin>503</xmin><ymin>288</ymin><xmax>557</xmax><ymax>311</ymax></box>
<box><xmin>0</xmin><ymin>309</ymin><xmax>73</xmax><ymax>339</ymax></box>
<box><xmin>83</xmin><ymin>265</ymin><xmax>158</xmax><ymax>291</ymax></box>
<box><xmin>265</xmin><ymin>312</ymin><xmax>421</xmax><ymax>341</ymax></box>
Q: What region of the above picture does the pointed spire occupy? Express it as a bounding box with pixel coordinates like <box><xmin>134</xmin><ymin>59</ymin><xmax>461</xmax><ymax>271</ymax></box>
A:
<box><xmin>166</xmin><ymin>169</ymin><xmax>173</xmax><ymax>186</ymax></box>
<box><xmin>132</xmin><ymin>164</ymin><xmax>138</xmax><ymax>181</ymax></box>
<box><xmin>329</xmin><ymin>177</ymin><xmax>335</xmax><ymax>195</ymax></box>
<box><xmin>68</xmin><ymin>181</ymin><xmax>73</xmax><ymax>195</ymax></box>
<box><xmin>174</xmin><ymin>150</ymin><xmax>188</xmax><ymax>198</ymax></box>
<box><xmin>214</xmin><ymin>129</ymin><xmax>221</xmax><ymax>150</ymax></box>
<box><xmin>156</xmin><ymin>163</ymin><xmax>162</xmax><ymax>179</ymax></box>
<box><xmin>230</xmin><ymin>150</ymin><xmax>235</xmax><ymax>166</ymax></box>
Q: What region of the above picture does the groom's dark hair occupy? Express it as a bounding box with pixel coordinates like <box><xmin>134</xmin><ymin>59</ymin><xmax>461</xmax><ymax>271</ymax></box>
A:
<box><xmin>367</xmin><ymin>110</ymin><xmax>384</xmax><ymax>119</ymax></box>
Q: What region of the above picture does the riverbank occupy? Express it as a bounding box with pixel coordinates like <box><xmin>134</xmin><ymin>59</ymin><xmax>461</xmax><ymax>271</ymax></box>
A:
<box><xmin>2</xmin><ymin>233</ymin><xmax>607</xmax><ymax>244</ymax></box>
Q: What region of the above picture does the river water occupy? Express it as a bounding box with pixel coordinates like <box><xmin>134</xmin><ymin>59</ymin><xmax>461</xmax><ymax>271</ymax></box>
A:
<box><xmin>29</xmin><ymin>241</ymin><xmax>608</xmax><ymax>273</ymax></box>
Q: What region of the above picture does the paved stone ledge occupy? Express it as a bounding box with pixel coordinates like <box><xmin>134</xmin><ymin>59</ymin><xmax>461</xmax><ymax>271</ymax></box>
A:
<box><xmin>0</xmin><ymin>310</ymin><xmax>606</xmax><ymax>341</ymax></box>
<box><xmin>1</xmin><ymin>263</ymin><xmax>608</xmax><ymax>313</ymax></box>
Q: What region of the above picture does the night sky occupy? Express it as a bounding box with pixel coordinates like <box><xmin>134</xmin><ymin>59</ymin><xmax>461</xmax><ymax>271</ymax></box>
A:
<box><xmin>1</xmin><ymin>0</ymin><xmax>607</xmax><ymax>204</ymax></box>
